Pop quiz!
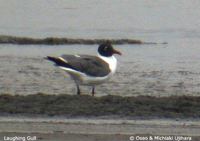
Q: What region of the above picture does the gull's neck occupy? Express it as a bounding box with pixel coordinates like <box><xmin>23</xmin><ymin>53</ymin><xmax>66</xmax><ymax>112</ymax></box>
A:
<box><xmin>98</xmin><ymin>53</ymin><xmax>117</xmax><ymax>74</ymax></box>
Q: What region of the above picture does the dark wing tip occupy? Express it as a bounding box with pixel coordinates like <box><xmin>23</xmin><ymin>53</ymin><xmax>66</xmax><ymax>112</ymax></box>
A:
<box><xmin>45</xmin><ymin>56</ymin><xmax>73</xmax><ymax>69</ymax></box>
<box><xmin>45</xmin><ymin>56</ymin><xmax>60</xmax><ymax>64</ymax></box>
<box><xmin>44</xmin><ymin>56</ymin><xmax>51</xmax><ymax>61</ymax></box>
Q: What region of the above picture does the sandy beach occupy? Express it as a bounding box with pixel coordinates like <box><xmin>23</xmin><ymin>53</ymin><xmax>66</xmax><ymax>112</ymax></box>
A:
<box><xmin>0</xmin><ymin>117</ymin><xmax>199</xmax><ymax>141</ymax></box>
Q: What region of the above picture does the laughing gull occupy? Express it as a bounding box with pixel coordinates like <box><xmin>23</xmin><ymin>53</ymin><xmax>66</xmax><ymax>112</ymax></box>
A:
<box><xmin>46</xmin><ymin>42</ymin><xmax>121</xmax><ymax>96</ymax></box>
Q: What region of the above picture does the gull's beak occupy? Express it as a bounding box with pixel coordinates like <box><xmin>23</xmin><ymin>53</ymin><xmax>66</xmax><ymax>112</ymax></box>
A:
<box><xmin>113</xmin><ymin>48</ymin><xmax>122</xmax><ymax>56</ymax></box>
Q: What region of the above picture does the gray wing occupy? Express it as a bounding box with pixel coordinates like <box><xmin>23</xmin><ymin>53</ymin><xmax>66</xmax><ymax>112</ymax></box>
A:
<box><xmin>61</xmin><ymin>55</ymin><xmax>110</xmax><ymax>77</ymax></box>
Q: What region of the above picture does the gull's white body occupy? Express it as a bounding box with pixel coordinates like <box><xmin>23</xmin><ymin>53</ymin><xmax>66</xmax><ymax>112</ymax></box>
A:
<box><xmin>59</xmin><ymin>54</ymin><xmax>117</xmax><ymax>85</ymax></box>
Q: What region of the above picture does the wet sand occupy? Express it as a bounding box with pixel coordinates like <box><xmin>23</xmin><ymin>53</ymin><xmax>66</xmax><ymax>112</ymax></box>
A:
<box><xmin>0</xmin><ymin>118</ymin><xmax>199</xmax><ymax>141</ymax></box>
<box><xmin>0</xmin><ymin>133</ymin><xmax>131</xmax><ymax>141</ymax></box>
<box><xmin>0</xmin><ymin>133</ymin><xmax>199</xmax><ymax>141</ymax></box>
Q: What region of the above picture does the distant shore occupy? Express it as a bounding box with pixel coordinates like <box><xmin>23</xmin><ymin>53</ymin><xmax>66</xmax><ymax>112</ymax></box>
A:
<box><xmin>0</xmin><ymin>35</ymin><xmax>167</xmax><ymax>45</ymax></box>
<box><xmin>0</xmin><ymin>94</ymin><xmax>199</xmax><ymax>119</ymax></box>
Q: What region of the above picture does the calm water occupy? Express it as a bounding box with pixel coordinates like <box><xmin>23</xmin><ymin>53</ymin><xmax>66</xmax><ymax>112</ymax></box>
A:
<box><xmin>0</xmin><ymin>0</ymin><xmax>200</xmax><ymax>96</ymax></box>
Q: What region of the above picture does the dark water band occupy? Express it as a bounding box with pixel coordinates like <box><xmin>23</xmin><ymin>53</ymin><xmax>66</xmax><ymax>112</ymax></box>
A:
<box><xmin>0</xmin><ymin>35</ymin><xmax>167</xmax><ymax>45</ymax></box>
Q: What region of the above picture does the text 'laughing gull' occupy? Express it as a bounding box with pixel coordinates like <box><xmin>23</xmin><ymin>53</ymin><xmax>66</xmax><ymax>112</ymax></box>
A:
<box><xmin>46</xmin><ymin>42</ymin><xmax>122</xmax><ymax>96</ymax></box>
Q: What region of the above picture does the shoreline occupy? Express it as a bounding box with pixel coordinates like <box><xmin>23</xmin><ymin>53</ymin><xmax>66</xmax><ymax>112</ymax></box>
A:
<box><xmin>0</xmin><ymin>94</ymin><xmax>199</xmax><ymax>140</ymax></box>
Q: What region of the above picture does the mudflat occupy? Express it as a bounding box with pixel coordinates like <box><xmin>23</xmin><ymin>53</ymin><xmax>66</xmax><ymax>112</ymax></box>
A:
<box><xmin>0</xmin><ymin>94</ymin><xmax>200</xmax><ymax>118</ymax></box>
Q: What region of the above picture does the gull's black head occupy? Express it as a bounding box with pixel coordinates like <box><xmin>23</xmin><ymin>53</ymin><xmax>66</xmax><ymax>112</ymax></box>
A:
<box><xmin>98</xmin><ymin>42</ymin><xmax>122</xmax><ymax>57</ymax></box>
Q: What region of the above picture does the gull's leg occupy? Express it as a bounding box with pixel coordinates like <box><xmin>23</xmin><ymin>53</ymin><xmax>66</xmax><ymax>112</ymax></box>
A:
<box><xmin>76</xmin><ymin>84</ymin><xmax>81</xmax><ymax>95</ymax></box>
<box><xmin>92</xmin><ymin>86</ymin><xmax>95</xmax><ymax>96</ymax></box>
